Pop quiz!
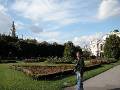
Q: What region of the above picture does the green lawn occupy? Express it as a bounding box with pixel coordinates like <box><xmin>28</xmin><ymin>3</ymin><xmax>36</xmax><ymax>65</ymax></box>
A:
<box><xmin>0</xmin><ymin>60</ymin><xmax>120</xmax><ymax>90</ymax></box>
<box><xmin>0</xmin><ymin>63</ymin><xmax>74</xmax><ymax>90</ymax></box>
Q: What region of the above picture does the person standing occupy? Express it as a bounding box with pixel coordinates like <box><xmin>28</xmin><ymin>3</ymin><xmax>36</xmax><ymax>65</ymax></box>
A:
<box><xmin>74</xmin><ymin>51</ymin><xmax>85</xmax><ymax>90</ymax></box>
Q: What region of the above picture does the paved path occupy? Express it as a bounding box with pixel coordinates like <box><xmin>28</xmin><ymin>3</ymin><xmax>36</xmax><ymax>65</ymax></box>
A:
<box><xmin>65</xmin><ymin>65</ymin><xmax>120</xmax><ymax>90</ymax></box>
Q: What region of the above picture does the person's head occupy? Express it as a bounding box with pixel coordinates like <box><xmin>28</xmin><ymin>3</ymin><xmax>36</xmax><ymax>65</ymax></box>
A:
<box><xmin>76</xmin><ymin>51</ymin><xmax>81</xmax><ymax>58</ymax></box>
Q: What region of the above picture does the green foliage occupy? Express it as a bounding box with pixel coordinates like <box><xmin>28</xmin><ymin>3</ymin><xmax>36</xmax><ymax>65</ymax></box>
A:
<box><xmin>73</xmin><ymin>46</ymin><xmax>82</xmax><ymax>56</ymax></box>
<box><xmin>46</xmin><ymin>56</ymin><xmax>74</xmax><ymax>64</ymax></box>
<box><xmin>0</xmin><ymin>60</ymin><xmax>16</xmax><ymax>63</ymax></box>
<box><xmin>83</xmin><ymin>50</ymin><xmax>91</xmax><ymax>60</ymax></box>
<box><xmin>1</xmin><ymin>60</ymin><xmax>120</xmax><ymax>90</ymax></box>
<box><xmin>0</xmin><ymin>64</ymin><xmax>62</xmax><ymax>90</ymax></box>
<box><xmin>104</xmin><ymin>58</ymin><xmax>117</xmax><ymax>63</ymax></box>
<box><xmin>64</xmin><ymin>41</ymin><xmax>82</xmax><ymax>59</ymax></box>
<box><xmin>64</xmin><ymin>41</ymin><xmax>74</xmax><ymax>58</ymax></box>
<box><xmin>24</xmin><ymin>57</ymin><xmax>47</xmax><ymax>63</ymax></box>
<box><xmin>104</xmin><ymin>34</ymin><xmax>120</xmax><ymax>59</ymax></box>
<box><xmin>0</xmin><ymin>34</ymin><xmax>64</xmax><ymax>59</ymax></box>
<box><xmin>0</xmin><ymin>34</ymin><xmax>82</xmax><ymax>61</ymax></box>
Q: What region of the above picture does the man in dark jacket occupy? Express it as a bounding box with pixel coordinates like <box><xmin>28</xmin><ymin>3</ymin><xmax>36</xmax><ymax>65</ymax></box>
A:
<box><xmin>74</xmin><ymin>51</ymin><xmax>85</xmax><ymax>90</ymax></box>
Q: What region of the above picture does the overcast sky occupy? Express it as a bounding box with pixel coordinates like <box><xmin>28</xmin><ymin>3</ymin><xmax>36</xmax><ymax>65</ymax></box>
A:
<box><xmin>0</xmin><ymin>0</ymin><xmax>120</xmax><ymax>47</ymax></box>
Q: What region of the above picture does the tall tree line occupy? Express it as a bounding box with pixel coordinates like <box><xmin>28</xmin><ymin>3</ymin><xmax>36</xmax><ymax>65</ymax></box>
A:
<box><xmin>0</xmin><ymin>34</ymin><xmax>81</xmax><ymax>60</ymax></box>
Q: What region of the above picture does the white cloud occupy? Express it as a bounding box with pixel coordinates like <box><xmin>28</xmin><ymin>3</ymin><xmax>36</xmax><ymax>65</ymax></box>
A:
<box><xmin>11</xmin><ymin>0</ymin><xmax>98</xmax><ymax>31</ymax></box>
<box><xmin>11</xmin><ymin>0</ymin><xmax>66</xmax><ymax>22</ymax></box>
<box><xmin>46</xmin><ymin>38</ymin><xmax>60</xmax><ymax>43</ymax></box>
<box><xmin>29</xmin><ymin>25</ymin><xmax>43</xmax><ymax>33</ymax></box>
<box><xmin>72</xmin><ymin>32</ymin><xmax>104</xmax><ymax>48</ymax></box>
<box><xmin>39</xmin><ymin>31</ymin><xmax>60</xmax><ymax>38</ymax></box>
<box><xmin>34</xmin><ymin>36</ymin><xmax>63</xmax><ymax>44</ymax></box>
<box><xmin>98</xmin><ymin>0</ymin><xmax>120</xmax><ymax>19</ymax></box>
<box><xmin>0</xmin><ymin>4</ymin><xmax>7</xmax><ymax>13</ymax></box>
<box><xmin>2</xmin><ymin>0</ymin><xmax>119</xmax><ymax>44</ymax></box>
<box><xmin>0</xmin><ymin>4</ymin><xmax>11</xmax><ymax>34</ymax></box>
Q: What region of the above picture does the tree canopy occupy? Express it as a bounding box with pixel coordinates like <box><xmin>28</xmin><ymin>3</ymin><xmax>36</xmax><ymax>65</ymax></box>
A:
<box><xmin>0</xmin><ymin>34</ymin><xmax>82</xmax><ymax>60</ymax></box>
<box><xmin>104</xmin><ymin>34</ymin><xmax>120</xmax><ymax>59</ymax></box>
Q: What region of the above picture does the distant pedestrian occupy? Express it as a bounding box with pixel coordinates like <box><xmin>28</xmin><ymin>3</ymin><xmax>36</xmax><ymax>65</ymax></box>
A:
<box><xmin>74</xmin><ymin>51</ymin><xmax>85</xmax><ymax>90</ymax></box>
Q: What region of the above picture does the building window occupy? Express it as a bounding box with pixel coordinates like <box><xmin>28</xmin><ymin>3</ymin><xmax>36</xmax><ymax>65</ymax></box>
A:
<box><xmin>100</xmin><ymin>44</ymin><xmax>103</xmax><ymax>51</ymax></box>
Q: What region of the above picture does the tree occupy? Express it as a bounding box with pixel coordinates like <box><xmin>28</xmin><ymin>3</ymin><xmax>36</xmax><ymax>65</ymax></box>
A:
<box><xmin>104</xmin><ymin>34</ymin><xmax>120</xmax><ymax>59</ymax></box>
<box><xmin>83</xmin><ymin>49</ymin><xmax>91</xmax><ymax>60</ymax></box>
<box><xmin>64</xmin><ymin>41</ymin><xmax>74</xmax><ymax>58</ymax></box>
<box><xmin>64</xmin><ymin>41</ymin><xmax>82</xmax><ymax>59</ymax></box>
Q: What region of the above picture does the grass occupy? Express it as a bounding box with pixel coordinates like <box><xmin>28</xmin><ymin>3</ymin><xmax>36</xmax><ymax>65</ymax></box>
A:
<box><xmin>0</xmin><ymin>63</ymin><xmax>67</xmax><ymax>90</ymax></box>
<box><xmin>0</xmin><ymin>60</ymin><xmax>120</xmax><ymax>90</ymax></box>
<box><xmin>64</xmin><ymin>60</ymin><xmax>120</xmax><ymax>87</ymax></box>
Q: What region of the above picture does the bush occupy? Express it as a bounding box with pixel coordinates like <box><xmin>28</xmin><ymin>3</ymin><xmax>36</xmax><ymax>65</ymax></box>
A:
<box><xmin>0</xmin><ymin>60</ymin><xmax>16</xmax><ymax>63</ymax></box>
<box><xmin>90</xmin><ymin>55</ymin><xmax>96</xmax><ymax>59</ymax></box>
<box><xmin>90</xmin><ymin>59</ymin><xmax>101</xmax><ymax>65</ymax></box>
<box><xmin>24</xmin><ymin>57</ymin><xmax>47</xmax><ymax>63</ymax></box>
<box><xmin>1</xmin><ymin>57</ymin><xmax>18</xmax><ymax>60</ymax></box>
<box><xmin>95</xmin><ymin>58</ymin><xmax>117</xmax><ymax>64</ymax></box>
<box><xmin>46</xmin><ymin>56</ymin><xmax>74</xmax><ymax>64</ymax></box>
<box><xmin>105</xmin><ymin>58</ymin><xmax>117</xmax><ymax>63</ymax></box>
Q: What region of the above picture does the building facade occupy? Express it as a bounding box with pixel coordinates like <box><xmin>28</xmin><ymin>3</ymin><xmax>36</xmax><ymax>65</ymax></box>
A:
<box><xmin>90</xmin><ymin>30</ymin><xmax>120</xmax><ymax>57</ymax></box>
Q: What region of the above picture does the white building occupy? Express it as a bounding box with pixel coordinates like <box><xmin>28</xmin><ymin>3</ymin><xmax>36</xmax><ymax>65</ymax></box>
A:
<box><xmin>90</xmin><ymin>30</ymin><xmax>120</xmax><ymax>57</ymax></box>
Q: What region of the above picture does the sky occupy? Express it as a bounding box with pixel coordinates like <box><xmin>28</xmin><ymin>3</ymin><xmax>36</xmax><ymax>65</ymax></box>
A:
<box><xmin>0</xmin><ymin>0</ymin><xmax>120</xmax><ymax>47</ymax></box>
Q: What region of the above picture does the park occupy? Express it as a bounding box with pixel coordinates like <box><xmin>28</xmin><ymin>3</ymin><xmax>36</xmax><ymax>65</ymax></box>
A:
<box><xmin>0</xmin><ymin>23</ymin><xmax>120</xmax><ymax>90</ymax></box>
<box><xmin>0</xmin><ymin>0</ymin><xmax>120</xmax><ymax>90</ymax></box>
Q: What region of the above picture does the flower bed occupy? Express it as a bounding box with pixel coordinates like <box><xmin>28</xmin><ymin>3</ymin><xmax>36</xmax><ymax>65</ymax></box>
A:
<box><xmin>11</xmin><ymin>62</ymin><xmax>101</xmax><ymax>79</ymax></box>
<box><xmin>10</xmin><ymin>58</ymin><xmax>117</xmax><ymax>80</ymax></box>
<box><xmin>11</xmin><ymin>65</ymin><xmax>74</xmax><ymax>79</ymax></box>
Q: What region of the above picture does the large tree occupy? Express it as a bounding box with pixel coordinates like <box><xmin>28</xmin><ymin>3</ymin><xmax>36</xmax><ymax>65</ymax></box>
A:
<box><xmin>104</xmin><ymin>34</ymin><xmax>120</xmax><ymax>59</ymax></box>
<box><xmin>83</xmin><ymin>49</ymin><xmax>91</xmax><ymax>60</ymax></box>
<box><xmin>64</xmin><ymin>41</ymin><xmax>74</xmax><ymax>58</ymax></box>
<box><xmin>64</xmin><ymin>41</ymin><xmax>82</xmax><ymax>58</ymax></box>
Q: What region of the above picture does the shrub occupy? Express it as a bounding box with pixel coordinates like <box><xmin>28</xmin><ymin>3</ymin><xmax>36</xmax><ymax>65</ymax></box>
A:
<box><xmin>24</xmin><ymin>57</ymin><xmax>47</xmax><ymax>63</ymax></box>
<box><xmin>90</xmin><ymin>55</ymin><xmax>96</xmax><ymax>59</ymax></box>
<box><xmin>105</xmin><ymin>58</ymin><xmax>117</xmax><ymax>63</ymax></box>
<box><xmin>90</xmin><ymin>59</ymin><xmax>99</xmax><ymax>65</ymax></box>
<box><xmin>0</xmin><ymin>60</ymin><xmax>16</xmax><ymax>63</ymax></box>
<box><xmin>46</xmin><ymin>56</ymin><xmax>74</xmax><ymax>64</ymax></box>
